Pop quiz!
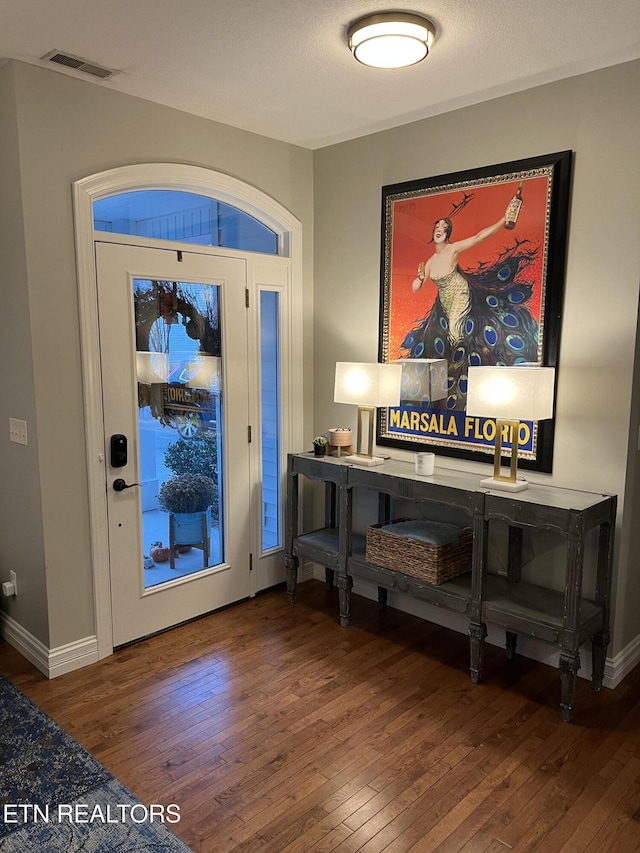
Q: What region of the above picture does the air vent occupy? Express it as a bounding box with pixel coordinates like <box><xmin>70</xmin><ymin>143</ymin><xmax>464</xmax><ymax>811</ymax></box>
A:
<box><xmin>41</xmin><ymin>50</ymin><xmax>117</xmax><ymax>80</ymax></box>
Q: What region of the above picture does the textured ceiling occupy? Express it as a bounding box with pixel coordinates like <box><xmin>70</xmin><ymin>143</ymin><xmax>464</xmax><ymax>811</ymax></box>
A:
<box><xmin>0</xmin><ymin>0</ymin><xmax>638</xmax><ymax>149</ymax></box>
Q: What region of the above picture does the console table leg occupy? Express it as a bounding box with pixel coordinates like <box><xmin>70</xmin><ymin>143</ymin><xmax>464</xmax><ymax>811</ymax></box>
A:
<box><xmin>325</xmin><ymin>567</ymin><xmax>334</xmax><ymax>591</ymax></box>
<box><xmin>591</xmin><ymin>630</ymin><xmax>610</xmax><ymax>692</ymax></box>
<box><xmin>559</xmin><ymin>653</ymin><xmax>581</xmax><ymax>722</ymax></box>
<box><xmin>337</xmin><ymin>575</ymin><xmax>353</xmax><ymax>627</ymax></box>
<box><xmin>285</xmin><ymin>554</ymin><xmax>298</xmax><ymax>605</ymax></box>
<box><xmin>505</xmin><ymin>631</ymin><xmax>518</xmax><ymax>661</ymax></box>
<box><xmin>378</xmin><ymin>587</ymin><xmax>388</xmax><ymax>611</ymax></box>
<box><xmin>469</xmin><ymin>622</ymin><xmax>487</xmax><ymax>684</ymax></box>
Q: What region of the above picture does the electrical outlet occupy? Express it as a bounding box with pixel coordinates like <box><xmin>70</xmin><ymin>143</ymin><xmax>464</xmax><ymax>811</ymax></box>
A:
<box><xmin>9</xmin><ymin>418</ymin><xmax>28</xmax><ymax>446</ymax></box>
<box><xmin>9</xmin><ymin>571</ymin><xmax>17</xmax><ymax>596</ymax></box>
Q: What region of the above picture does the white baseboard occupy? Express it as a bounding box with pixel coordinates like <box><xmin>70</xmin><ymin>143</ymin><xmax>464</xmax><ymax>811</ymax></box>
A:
<box><xmin>310</xmin><ymin>566</ymin><xmax>640</xmax><ymax>690</ymax></box>
<box><xmin>0</xmin><ymin>612</ymin><xmax>99</xmax><ymax>679</ymax></box>
<box><xmin>606</xmin><ymin>631</ymin><xmax>640</xmax><ymax>688</ymax></box>
<box><xmin>299</xmin><ymin>559</ymin><xmax>315</xmax><ymax>583</ymax></box>
<box><xmin>48</xmin><ymin>636</ymin><xmax>100</xmax><ymax>678</ymax></box>
<box><xmin>0</xmin><ymin>612</ymin><xmax>49</xmax><ymax>676</ymax></box>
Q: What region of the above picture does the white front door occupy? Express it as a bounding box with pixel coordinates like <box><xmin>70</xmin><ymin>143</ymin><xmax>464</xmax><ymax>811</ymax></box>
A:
<box><xmin>96</xmin><ymin>242</ymin><xmax>251</xmax><ymax>646</ymax></box>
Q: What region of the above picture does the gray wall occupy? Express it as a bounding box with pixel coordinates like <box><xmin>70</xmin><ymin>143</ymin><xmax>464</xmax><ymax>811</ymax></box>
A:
<box><xmin>314</xmin><ymin>60</ymin><xmax>640</xmax><ymax>656</ymax></box>
<box><xmin>0</xmin><ymin>64</ymin><xmax>49</xmax><ymax>644</ymax></box>
<box><xmin>0</xmin><ymin>60</ymin><xmax>314</xmax><ymax>650</ymax></box>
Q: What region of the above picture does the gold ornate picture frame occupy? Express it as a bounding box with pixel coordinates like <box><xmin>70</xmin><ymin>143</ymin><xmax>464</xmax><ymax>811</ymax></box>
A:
<box><xmin>377</xmin><ymin>151</ymin><xmax>572</xmax><ymax>472</ymax></box>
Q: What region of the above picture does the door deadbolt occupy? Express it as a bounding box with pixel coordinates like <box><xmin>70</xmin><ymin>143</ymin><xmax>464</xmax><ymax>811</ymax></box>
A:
<box><xmin>110</xmin><ymin>434</ymin><xmax>128</xmax><ymax>468</ymax></box>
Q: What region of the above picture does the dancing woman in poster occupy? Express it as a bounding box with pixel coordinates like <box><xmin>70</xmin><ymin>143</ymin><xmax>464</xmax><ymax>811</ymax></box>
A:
<box><xmin>401</xmin><ymin>194</ymin><xmax>539</xmax><ymax>410</ymax></box>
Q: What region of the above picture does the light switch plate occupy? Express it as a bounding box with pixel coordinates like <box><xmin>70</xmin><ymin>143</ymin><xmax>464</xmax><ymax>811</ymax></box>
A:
<box><xmin>9</xmin><ymin>418</ymin><xmax>28</xmax><ymax>446</ymax></box>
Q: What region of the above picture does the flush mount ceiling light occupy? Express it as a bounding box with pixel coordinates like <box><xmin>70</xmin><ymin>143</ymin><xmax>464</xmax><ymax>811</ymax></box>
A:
<box><xmin>348</xmin><ymin>12</ymin><xmax>436</xmax><ymax>69</ymax></box>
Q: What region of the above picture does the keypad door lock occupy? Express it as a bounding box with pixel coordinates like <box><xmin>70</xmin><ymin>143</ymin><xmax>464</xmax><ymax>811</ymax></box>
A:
<box><xmin>110</xmin><ymin>434</ymin><xmax>128</xmax><ymax>468</ymax></box>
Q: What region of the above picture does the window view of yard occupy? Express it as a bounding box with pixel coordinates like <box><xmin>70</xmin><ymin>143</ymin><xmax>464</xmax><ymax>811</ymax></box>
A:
<box><xmin>139</xmin><ymin>405</ymin><xmax>222</xmax><ymax>588</ymax></box>
<box><xmin>135</xmin><ymin>280</ymin><xmax>224</xmax><ymax>589</ymax></box>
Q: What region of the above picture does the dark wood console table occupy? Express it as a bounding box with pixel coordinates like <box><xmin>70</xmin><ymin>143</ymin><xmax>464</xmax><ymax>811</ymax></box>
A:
<box><xmin>285</xmin><ymin>452</ymin><xmax>616</xmax><ymax>721</ymax></box>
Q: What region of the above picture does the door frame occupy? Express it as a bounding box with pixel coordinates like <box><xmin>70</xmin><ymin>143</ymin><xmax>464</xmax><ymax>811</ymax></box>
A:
<box><xmin>73</xmin><ymin>163</ymin><xmax>303</xmax><ymax>658</ymax></box>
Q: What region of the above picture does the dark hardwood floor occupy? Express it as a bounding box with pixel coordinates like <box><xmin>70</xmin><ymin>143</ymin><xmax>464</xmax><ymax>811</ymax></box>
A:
<box><xmin>2</xmin><ymin>580</ymin><xmax>640</xmax><ymax>852</ymax></box>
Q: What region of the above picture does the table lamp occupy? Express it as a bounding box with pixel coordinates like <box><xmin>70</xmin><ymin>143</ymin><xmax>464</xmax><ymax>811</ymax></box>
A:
<box><xmin>466</xmin><ymin>365</ymin><xmax>555</xmax><ymax>491</ymax></box>
<box><xmin>334</xmin><ymin>362</ymin><xmax>402</xmax><ymax>466</ymax></box>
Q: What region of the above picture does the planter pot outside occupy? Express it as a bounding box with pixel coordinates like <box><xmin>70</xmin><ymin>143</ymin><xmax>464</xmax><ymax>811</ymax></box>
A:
<box><xmin>171</xmin><ymin>506</ymin><xmax>212</xmax><ymax>545</ymax></box>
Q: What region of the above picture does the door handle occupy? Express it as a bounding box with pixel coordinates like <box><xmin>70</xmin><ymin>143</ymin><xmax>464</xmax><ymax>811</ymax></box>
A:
<box><xmin>113</xmin><ymin>478</ymin><xmax>140</xmax><ymax>492</ymax></box>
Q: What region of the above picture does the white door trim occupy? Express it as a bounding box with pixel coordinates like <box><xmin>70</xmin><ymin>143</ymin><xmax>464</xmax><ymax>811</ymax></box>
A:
<box><xmin>73</xmin><ymin>163</ymin><xmax>303</xmax><ymax>659</ymax></box>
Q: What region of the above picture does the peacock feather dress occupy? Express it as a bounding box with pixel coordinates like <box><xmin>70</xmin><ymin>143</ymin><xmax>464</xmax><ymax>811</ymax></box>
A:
<box><xmin>400</xmin><ymin>244</ymin><xmax>540</xmax><ymax>411</ymax></box>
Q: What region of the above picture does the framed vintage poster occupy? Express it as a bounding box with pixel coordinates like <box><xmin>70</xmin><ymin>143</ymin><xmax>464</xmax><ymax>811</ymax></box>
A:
<box><xmin>377</xmin><ymin>150</ymin><xmax>572</xmax><ymax>472</ymax></box>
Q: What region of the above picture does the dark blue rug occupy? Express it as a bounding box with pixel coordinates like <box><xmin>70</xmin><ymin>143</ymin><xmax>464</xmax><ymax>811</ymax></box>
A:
<box><xmin>0</xmin><ymin>675</ymin><xmax>193</xmax><ymax>851</ymax></box>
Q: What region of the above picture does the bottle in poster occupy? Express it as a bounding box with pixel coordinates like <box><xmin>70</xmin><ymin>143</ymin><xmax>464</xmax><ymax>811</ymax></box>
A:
<box><xmin>505</xmin><ymin>181</ymin><xmax>524</xmax><ymax>230</ymax></box>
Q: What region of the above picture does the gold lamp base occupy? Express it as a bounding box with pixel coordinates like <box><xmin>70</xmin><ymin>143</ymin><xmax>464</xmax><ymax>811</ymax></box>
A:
<box><xmin>347</xmin><ymin>453</ymin><xmax>386</xmax><ymax>467</ymax></box>
<box><xmin>480</xmin><ymin>474</ymin><xmax>529</xmax><ymax>492</ymax></box>
<box><xmin>482</xmin><ymin>419</ymin><xmax>529</xmax><ymax>492</ymax></box>
<box><xmin>341</xmin><ymin>405</ymin><xmax>387</xmax><ymax>466</ymax></box>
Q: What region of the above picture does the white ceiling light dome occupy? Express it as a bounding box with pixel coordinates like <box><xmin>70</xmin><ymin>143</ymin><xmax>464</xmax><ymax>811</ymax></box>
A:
<box><xmin>348</xmin><ymin>12</ymin><xmax>436</xmax><ymax>69</ymax></box>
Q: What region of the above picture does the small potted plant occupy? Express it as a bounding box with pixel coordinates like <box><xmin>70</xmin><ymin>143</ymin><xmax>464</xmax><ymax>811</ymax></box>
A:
<box><xmin>312</xmin><ymin>435</ymin><xmax>328</xmax><ymax>457</ymax></box>
<box><xmin>328</xmin><ymin>427</ymin><xmax>352</xmax><ymax>457</ymax></box>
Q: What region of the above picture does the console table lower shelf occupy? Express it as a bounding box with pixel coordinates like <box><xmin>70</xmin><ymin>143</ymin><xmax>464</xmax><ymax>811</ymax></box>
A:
<box><xmin>294</xmin><ymin>552</ymin><xmax>608</xmax><ymax>723</ymax></box>
<box><xmin>285</xmin><ymin>452</ymin><xmax>616</xmax><ymax>722</ymax></box>
<box><xmin>347</xmin><ymin>541</ymin><xmax>607</xmax><ymax>719</ymax></box>
<box><xmin>348</xmin><ymin>534</ymin><xmax>472</xmax><ymax>616</ymax></box>
<box><xmin>480</xmin><ymin>574</ymin><xmax>608</xmax><ymax>709</ymax></box>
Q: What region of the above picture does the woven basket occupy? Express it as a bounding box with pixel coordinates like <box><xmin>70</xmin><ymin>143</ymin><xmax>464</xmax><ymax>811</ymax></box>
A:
<box><xmin>366</xmin><ymin>517</ymin><xmax>473</xmax><ymax>585</ymax></box>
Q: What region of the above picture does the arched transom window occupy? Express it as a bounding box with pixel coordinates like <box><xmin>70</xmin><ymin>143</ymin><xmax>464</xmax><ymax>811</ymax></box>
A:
<box><xmin>93</xmin><ymin>189</ymin><xmax>278</xmax><ymax>254</ymax></box>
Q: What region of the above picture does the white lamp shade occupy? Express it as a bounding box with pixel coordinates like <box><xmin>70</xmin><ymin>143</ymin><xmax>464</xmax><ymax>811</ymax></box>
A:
<box><xmin>136</xmin><ymin>351</ymin><xmax>168</xmax><ymax>384</ymax></box>
<box><xmin>334</xmin><ymin>362</ymin><xmax>402</xmax><ymax>408</ymax></box>
<box><xmin>466</xmin><ymin>365</ymin><xmax>555</xmax><ymax>421</ymax></box>
<box><xmin>396</xmin><ymin>358</ymin><xmax>447</xmax><ymax>404</ymax></box>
